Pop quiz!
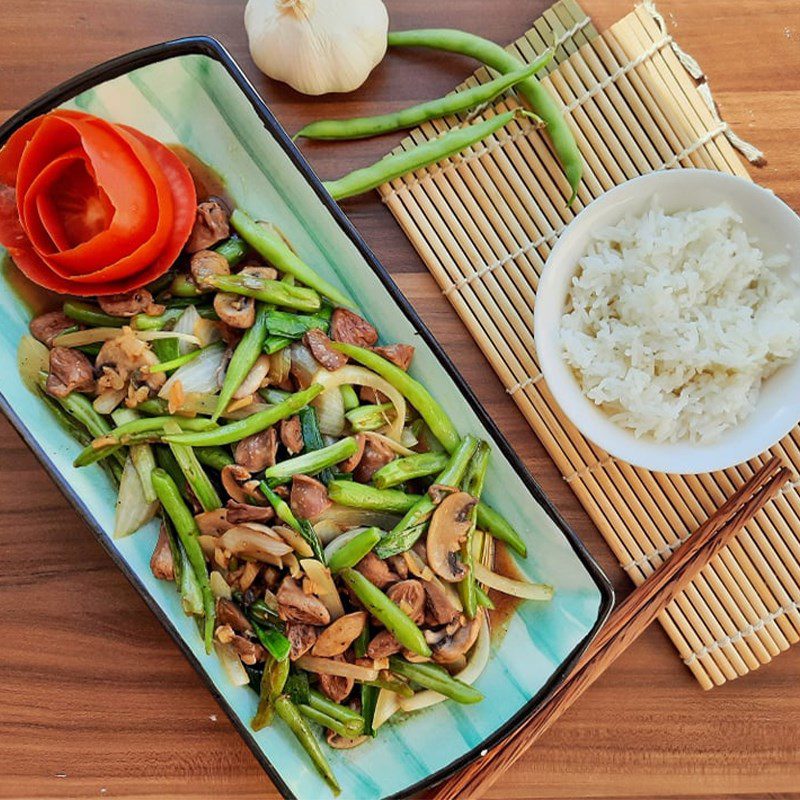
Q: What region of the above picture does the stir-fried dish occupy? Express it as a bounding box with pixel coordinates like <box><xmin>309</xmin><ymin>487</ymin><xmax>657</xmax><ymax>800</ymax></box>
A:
<box><xmin>6</xmin><ymin>112</ymin><xmax>552</xmax><ymax>795</ymax></box>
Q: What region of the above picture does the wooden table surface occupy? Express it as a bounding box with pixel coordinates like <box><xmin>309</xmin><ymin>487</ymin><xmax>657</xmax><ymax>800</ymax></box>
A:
<box><xmin>2</xmin><ymin>1</ymin><xmax>799</xmax><ymax>798</ymax></box>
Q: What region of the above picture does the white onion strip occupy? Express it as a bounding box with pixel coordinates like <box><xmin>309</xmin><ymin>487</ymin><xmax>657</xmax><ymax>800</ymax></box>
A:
<box><xmin>473</xmin><ymin>562</ymin><xmax>554</xmax><ymax>601</ymax></box>
<box><xmin>214</xmin><ymin>642</ymin><xmax>250</xmax><ymax>687</ymax></box>
<box><xmin>295</xmin><ymin>655</ymin><xmax>378</xmax><ymax>682</ymax></box>
<box><xmin>301</xmin><ymin>558</ymin><xmax>345</xmax><ymax>620</ymax></box>
<box><xmin>372</xmin><ymin>688</ymin><xmax>401</xmax><ymax>729</ymax></box>
<box><xmin>54</xmin><ymin>327</ymin><xmax>201</xmax><ymax>348</ymax></box>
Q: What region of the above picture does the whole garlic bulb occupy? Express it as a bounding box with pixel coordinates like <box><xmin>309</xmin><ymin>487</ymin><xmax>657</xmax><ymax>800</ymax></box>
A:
<box><xmin>244</xmin><ymin>0</ymin><xmax>389</xmax><ymax>96</ymax></box>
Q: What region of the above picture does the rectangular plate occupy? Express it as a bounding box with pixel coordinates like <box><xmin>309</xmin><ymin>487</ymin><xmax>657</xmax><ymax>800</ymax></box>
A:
<box><xmin>0</xmin><ymin>37</ymin><xmax>613</xmax><ymax>800</ymax></box>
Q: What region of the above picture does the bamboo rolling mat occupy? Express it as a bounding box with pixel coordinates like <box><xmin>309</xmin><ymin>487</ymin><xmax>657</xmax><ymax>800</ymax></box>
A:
<box><xmin>378</xmin><ymin>0</ymin><xmax>800</xmax><ymax>689</ymax></box>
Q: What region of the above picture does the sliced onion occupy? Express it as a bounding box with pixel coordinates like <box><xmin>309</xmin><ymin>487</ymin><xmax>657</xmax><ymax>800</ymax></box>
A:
<box><xmin>295</xmin><ymin>655</ymin><xmax>378</xmax><ymax>682</ymax></box>
<box><xmin>373</xmin><ymin>688</ymin><xmax>400</xmax><ymax>729</ymax></box>
<box><xmin>473</xmin><ymin>562</ymin><xmax>554</xmax><ymax>601</ymax></box>
<box><xmin>300</xmin><ymin>558</ymin><xmax>345</xmax><ymax>620</ymax></box>
<box><xmin>313</xmin><ymin>518</ymin><xmax>345</xmax><ymax>544</ymax></box>
<box><xmin>210</xmin><ymin>570</ymin><xmax>232</xmax><ymax>599</ymax></box>
<box><xmin>234</xmin><ymin>355</ymin><xmax>271</xmax><ymax>400</ymax></box>
<box><xmin>400</xmin><ymin>426</ymin><xmax>418</xmax><ymax>449</ymax></box>
<box><xmin>399</xmin><ymin>614</ymin><xmax>490</xmax><ymax>713</ymax></box>
<box><xmin>315</xmin><ymin>504</ymin><xmax>402</xmax><ymax>537</ymax></box>
<box><xmin>322</xmin><ymin>527</ymin><xmax>370</xmax><ymax>562</ymax></box>
<box><xmin>313</xmin><ymin>365</ymin><xmax>406</xmax><ymax>442</ymax></box>
<box><xmin>274</xmin><ymin>524</ymin><xmax>314</xmax><ymax>558</ymax></box>
<box><xmin>290</xmin><ymin>341</ymin><xmax>318</xmax><ymax>387</ymax></box>
<box><xmin>194</xmin><ymin>317</ymin><xmax>221</xmax><ymax>347</ymax></box>
<box><xmin>93</xmin><ymin>388</ymin><xmax>126</xmax><ymax>415</ymax></box>
<box><xmin>313</xmin><ymin>386</ymin><xmax>345</xmax><ymax>436</ymax></box>
<box><xmin>268</xmin><ymin>346</ymin><xmax>291</xmax><ymax>384</ymax></box>
<box><xmin>181</xmin><ymin>392</ymin><xmax>268</xmax><ymax>419</ymax></box>
<box><xmin>159</xmin><ymin>343</ymin><xmax>227</xmax><ymax>399</ymax></box>
<box><xmin>283</xmin><ymin>552</ymin><xmax>303</xmax><ymax>578</ymax></box>
<box><xmin>214</xmin><ymin>642</ymin><xmax>250</xmax><ymax>687</ymax></box>
<box><xmin>18</xmin><ymin>334</ymin><xmax>49</xmax><ymax>393</ymax></box>
<box><xmin>219</xmin><ymin>525</ymin><xmax>293</xmax><ymax>561</ymax></box>
<box><xmin>114</xmin><ymin>455</ymin><xmax>158</xmax><ymax>538</ymax></box>
<box><xmin>54</xmin><ymin>327</ymin><xmax>200</xmax><ymax>348</ymax></box>
<box><xmin>174</xmin><ymin>305</ymin><xmax>201</xmax><ymax>355</ymax></box>
<box><xmin>364</xmin><ymin>430</ymin><xmax>415</xmax><ymax>456</ymax></box>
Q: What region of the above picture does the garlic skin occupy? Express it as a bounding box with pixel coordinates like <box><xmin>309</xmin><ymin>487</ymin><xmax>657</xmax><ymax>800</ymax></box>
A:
<box><xmin>244</xmin><ymin>0</ymin><xmax>389</xmax><ymax>96</ymax></box>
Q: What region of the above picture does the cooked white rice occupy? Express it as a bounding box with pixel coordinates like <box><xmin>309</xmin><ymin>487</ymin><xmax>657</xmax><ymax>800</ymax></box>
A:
<box><xmin>560</xmin><ymin>204</ymin><xmax>800</xmax><ymax>443</ymax></box>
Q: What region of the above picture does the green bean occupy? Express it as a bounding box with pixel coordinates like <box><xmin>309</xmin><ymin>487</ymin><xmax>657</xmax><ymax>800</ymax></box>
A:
<box><xmin>307</xmin><ymin>689</ymin><xmax>365</xmax><ymax>734</ymax></box>
<box><xmin>151</xmin><ymin>468</ymin><xmax>215</xmax><ymax>653</ymax></box>
<box><xmin>164</xmin><ymin>421</ymin><xmax>222</xmax><ymax>512</ymax></box>
<box><xmin>164</xmin><ymin>385</ymin><xmax>323</xmax><ymax>447</ymax></box>
<box><xmin>155</xmin><ymin>446</ymin><xmax>187</xmax><ymax>496</ymax></box>
<box><xmin>178</xmin><ymin>546</ymin><xmax>204</xmax><ymax>615</ymax></box>
<box><xmin>459</xmin><ymin>441</ymin><xmax>490</xmax><ymax>618</ymax></box>
<box><xmin>195</xmin><ymin>446</ymin><xmax>234</xmax><ymax>471</ymax></box>
<box><xmin>296</xmin><ymin>51</ymin><xmax>553</xmax><ymax>141</ymax></box>
<box><xmin>131</xmin><ymin>307</ymin><xmax>186</xmax><ymax>331</ymax></box>
<box><xmin>344</xmin><ymin>402</ymin><xmax>394</xmax><ymax>433</ymax></box>
<box><xmin>372</xmin><ymin>451</ymin><xmax>450</xmax><ymax>489</ymax></box>
<box><xmin>475</xmin><ymin>584</ymin><xmax>494</xmax><ymax>610</ymax></box>
<box><xmin>340</xmin><ymin>568</ymin><xmax>431</xmax><ymax>657</ymax></box>
<box><xmin>147</xmin><ymin>345</ymin><xmax>207</xmax><ymax>374</ymax></box>
<box><xmin>299</xmin><ymin>704</ymin><xmax>360</xmax><ymax>739</ymax></box>
<box><xmin>213</xmin><ymin>304</ymin><xmax>270</xmax><ymax>421</ymax></box>
<box><xmin>340</xmin><ymin>384</ymin><xmax>359</xmax><ymax>411</ymax></box>
<box><xmin>260</xmin><ymin>481</ymin><xmax>302</xmax><ymax>532</ymax></box>
<box><xmin>252</xmin><ymin>621</ymin><xmax>292</xmax><ymax>662</ymax></box>
<box><xmin>112</xmin><ymin>408</ymin><xmax>157</xmax><ymax>503</ymax></box>
<box><xmin>326</xmin><ymin>527</ymin><xmax>382</xmax><ymax>572</ymax></box>
<box><xmin>63</xmin><ymin>300</ymin><xmax>125</xmax><ymax>328</ymax></box>
<box><xmin>375</xmin><ymin>436</ymin><xmax>478</xmax><ymax>558</ymax></box>
<box><xmin>170</xmin><ymin>274</ymin><xmax>203</xmax><ymax>298</ymax></box>
<box><xmin>388</xmin><ymin>28</ymin><xmax>582</xmax><ymax>203</ymax></box>
<box><xmin>214</xmin><ymin>233</ymin><xmax>248</xmax><ymax>267</ymax></box>
<box><xmin>327</xmin><ymin>480</ymin><xmax>421</xmax><ymax>514</ymax></box>
<box><xmin>388</xmin><ymin>657</ymin><xmax>483</xmax><ymax>704</ymax></box>
<box><xmin>263</xmin><ymin>335</ymin><xmax>292</xmax><ymax>355</ymax></box>
<box><xmin>252</xmin><ymin>655</ymin><xmax>290</xmax><ymax>731</ymax></box>
<box><xmin>331</xmin><ymin>342</ymin><xmax>460</xmax><ymax>452</ymax></box>
<box><xmin>262</xmin><ymin>387</ymin><xmax>291</xmax><ymax>403</ymax></box>
<box><xmin>298</xmin><ymin>406</ymin><xmax>335</xmax><ymax>485</ymax></box>
<box><xmin>360</xmin><ymin>683</ymin><xmax>378</xmax><ymax>737</ymax></box>
<box><xmin>136</xmin><ymin>398</ymin><xmax>169</xmax><ymax>416</ymax></box>
<box><xmin>364</xmin><ymin>676</ymin><xmax>415</xmax><ymax>698</ymax></box>
<box><xmin>266</xmin><ymin>307</ymin><xmax>332</xmax><ymax>339</ymax></box>
<box><xmin>208</xmin><ymin>274</ymin><xmax>321</xmax><ymax>313</ymax></box>
<box><xmin>263</xmin><ymin>437</ymin><xmax>358</xmax><ymax>484</ymax></box>
<box><xmin>274</xmin><ymin>695</ymin><xmax>340</xmax><ymax>795</ymax></box>
<box><xmin>323</xmin><ymin>109</ymin><xmax>536</xmax><ymax>201</ymax></box>
<box><xmin>231</xmin><ymin>209</ymin><xmax>354</xmax><ymax>309</ymax></box>
<box><xmin>475</xmin><ymin>502</ymin><xmax>527</xmax><ymax>557</ymax></box>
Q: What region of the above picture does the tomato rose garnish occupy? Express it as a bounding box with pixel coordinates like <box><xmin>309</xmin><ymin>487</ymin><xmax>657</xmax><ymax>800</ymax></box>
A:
<box><xmin>0</xmin><ymin>110</ymin><xmax>196</xmax><ymax>296</ymax></box>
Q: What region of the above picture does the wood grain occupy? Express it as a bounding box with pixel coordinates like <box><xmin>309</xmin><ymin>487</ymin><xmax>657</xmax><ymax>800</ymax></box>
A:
<box><xmin>0</xmin><ymin>1</ymin><xmax>798</xmax><ymax>798</ymax></box>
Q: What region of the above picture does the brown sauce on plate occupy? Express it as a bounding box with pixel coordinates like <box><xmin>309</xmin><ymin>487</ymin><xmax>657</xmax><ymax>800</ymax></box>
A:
<box><xmin>487</xmin><ymin>542</ymin><xmax>525</xmax><ymax>644</ymax></box>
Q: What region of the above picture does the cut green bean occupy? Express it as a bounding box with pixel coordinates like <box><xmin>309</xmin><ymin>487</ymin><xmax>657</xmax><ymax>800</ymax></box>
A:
<box><xmin>375</xmin><ymin>436</ymin><xmax>478</xmax><ymax>558</ymax></box>
<box><xmin>155</xmin><ymin>446</ymin><xmax>187</xmax><ymax>496</ymax></box>
<box><xmin>63</xmin><ymin>300</ymin><xmax>125</xmax><ymax>328</ymax></box>
<box><xmin>253</xmin><ymin>655</ymin><xmax>290</xmax><ymax>731</ymax></box>
<box><xmin>170</xmin><ymin>274</ymin><xmax>203</xmax><ymax>298</ymax></box>
<box><xmin>296</xmin><ymin>50</ymin><xmax>553</xmax><ymax>141</ymax></box>
<box><xmin>331</xmin><ymin>342</ymin><xmax>460</xmax><ymax>452</ymax></box>
<box><xmin>208</xmin><ymin>274</ymin><xmax>321</xmax><ymax>313</ymax></box>
<box><xmin>151</xmin><ymin>468</ymin><xmax>214</xmax><ymax>653</ymax></box>
<box><xmin>231</xmin><ymin>210</ymin><xmax>354</xmax><ymax>309</ymax></box>
<box><xmin>264</xmin><ymin>335</ymin><xmax>292</xmax><ymax>355</ymax></box>
<box><xmin>364</xmin><ymin>676</ymin><xmax>415</xmax><ymax>698</ymax></box>
<box><xmin>136</xmin><ymin>398</ymin><xmax>169</xmax><ymax>416</ymax></box>
<box><xmin>327</xmin><ymin>527</ymin><xmax>382</xmax><ymax>572</ymax></box>
<box><xmin>340</xmin><ymin>384</ymin><xmax>359</xmax><ymax>411</ymax></box>
<box><xmin>307</xmin><ymin>689</ymin><xmax>365</xmax><ymax>735</ymax></box>
<box><xmin>263</xmin><ymin>437</ymin><xmax>358</xmax><ymax>484</ymax></box>
<box><xmin>214</xmin><ymin>234</ymin><xmax>248</xmax><ymax>266</ymax></box>
<box><xmin>195</xmin><ymin>446</ymin><xmax>234</xmax><ymax>471</ymax></box>
<box><xmin>340</xmin><ymin>568</ymin><xmax>431</xmax><ymax>657</ymax></box>
<box><xmin>361</xmin><ymin>683</ymin><xmax>378</xmax><ymax>737</ymax></box>
<box><xmin>388</xmin><ymin>656</ymin><xmax>483</xmax><ymax>704</ymax></box>
<box><xmin>345</xmin><ymin>402</ymin><xmax>394</xmax><ymax>433</ymax></box>
<box><xmin>163</xmin><ymin>385</ymin><xmax>323</xmax><ymax>447</ymax></box>
<box><xmin>323</xmin><ymin>109</ymin><xmax>536</xmax><ymax>201</ymax></box>
<box><xmin>327</xmin><ymin>480</ymin><xmax>421</xmax><ymax>514</ymax></box>
<box><xmin>299</xmin><ymin>704</ymin><xmax>360</xmax><ymax>740</ymax></box>
<box><xmin>178</xmin><ymin>546</ymin><xmax>204</xmax><ymax>615</ymax></box>
<box><xmin>475</xmin><ymin>502</ymin><xmax>527</xmax><ymax>558</ymax></box>
<box><xmin>459</xmin><ymin>441</ymin><xmax>490</xmax><ymax>619</ymax></box>
<box><xmin>388</xmin><ymin>28</ymin><xmax>582</xmax><ymax>203</ymax></box>
<box><xmin>164</xmin><ymin>421</ymin><xmax>222</xmax><ymax>512</ymax></box>
<box><xmin>213</xmin><ymin>303</ymin><xmax>270</xmax><ymax>421</ymax></box>
<box><xmin>372</xmin><ymin>451</ymin><xmax>450</xmax><ymax>489</ymax></box>
<box><xmin>274</xmin><ymin>695</ymin><xmax>340</xmax><ymax>795</ymax></box>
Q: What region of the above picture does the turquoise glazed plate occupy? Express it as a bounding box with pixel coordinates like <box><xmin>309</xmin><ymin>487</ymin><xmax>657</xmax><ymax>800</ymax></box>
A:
<box><xmin>0</xmin><ymin>38</ymin><xmax>612</xmax><ymax>800</ymax></box>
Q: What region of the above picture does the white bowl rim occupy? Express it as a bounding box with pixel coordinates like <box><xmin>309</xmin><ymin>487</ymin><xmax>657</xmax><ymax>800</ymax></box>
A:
<box><xmin>534</xmin><ymin>169</ymin><xmax>800</xmax><ymax>474</ymax></box>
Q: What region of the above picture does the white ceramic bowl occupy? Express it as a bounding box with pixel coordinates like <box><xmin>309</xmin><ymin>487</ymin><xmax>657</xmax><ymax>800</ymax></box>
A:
<box><xmin>534</xmin><ymin>169</ymin><xmax>800</xmax><ymax>474</ymax></box>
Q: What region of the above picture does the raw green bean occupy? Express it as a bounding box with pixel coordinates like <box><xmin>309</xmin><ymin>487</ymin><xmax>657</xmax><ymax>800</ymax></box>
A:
<box><xmin>213</xmin><ymin>304</ymin><xmax>270</xmax><ymax>421</ymax></box>
<box><xmin>164</xmin><ymin>421</ymin><xmax>222</xmax><ymax>512</ymax></box>
<box><xmin>475</xmin><ymin>502</ymin><xmax>527</xmax><ymax>558</ymax></box>
<box><xmin>475</xmin><ymin>584</ymin><xmax>494</xmax><ymax>610</ymax></box>
<box><xmin>231</xmin><ymin>210</ymin><xmax>354</xmax><ymax>309</ymax></box>
<box><xmin>252</xmin><ymin>655</ymin><xmax>290</xmax><ymax>730</ymax></box>
<box><xmin>459</xmin><ymin>441</ymin><xmax>490</xmax><ymax>618</ymax></box>
<box><xmin>274</xmin><ymin>695</ymin><xmax>340</xmax><ymax>795</ymax></box>
<box><xmin>208</xmin><ymin>274</ymin><xmax>321</xmax><ymax>313</ymax></box>
<box><xmin>195</xmin><ymin>446</ymin><xmax>234</xmax><ymax>471</ymax></box>
<box><xmin>296</xmin><ymin>50</ymin><xmax>553</xmax><ymax>141</ymax></box>
<box><xmin>307</xmin><ymin>689</ymin><xmax>365</xmax><ymax>734</ymax></box>
<box><xmin>214</xmin><ymin>233</ymin><xmax>248</xmax><ymax>266</ymax></box>
<box><xmin>344</xmin><ymin>402</ymin><xmax>394</xmax><ymax>433</ymax></box>
<box><xmin>266</xmin><ymin>307</ymin><xmax>332</xmax><ymax>339</ymax></box>
<box><xmin>372</xmin><ymin>451</ymin><xmax>450</xmax><ymax>489</ymax></box>
<box><xmin>340</xmin><ymin>384</ymin><xmax>359</xmax><ymax>411</ymax></box>
<box><xmin>163</xmin><ymin>385</ymin><xmax>323</xmax><ymax>447</ymax></box>
<box><xmin>375</xmin><ymin>436</ymin><xmax>478</xmax><ymax>558</ymax></box>
<box><xmin>298</xmin><ymin>704</ymin><xmax>360</xmax><ymax>739</ymax></box>
<box><xmin>331</xmin><ymin>342</ymin><xmax>460</xmax><ymax>452</ymax></box>
<box><xmin>298</xmin><ymin>406</ymin><xmax>335</xmax><ymax>485</ymax></box>
<box><xmin>388</xmin><ymin>656</ymin><xmax>483</xmax><ymax>704</ymax></box>
<box><xmin>327</xmin><ymin>480</ymin><xmax>421</xmax><ymax>514</ymax></box>
<box><xmin>63</xmin><ymin>300</ymin><xmax>125</xmax><ymax>328</ymax></box>
<box><xmin>388</xmin><ymin>28</ymin><xmax>582</xmax><ymax>203</ymax></box>
<box><xmin>323</xmin><ymin>109</ymin><xmax>536</xmax><ymax>201</ymax></box>
<box><xmin>327</xmin><ymin>527</ymin><xmax>382</xmax><ymax>572</ymax></box>
<box><xmin>340</xmin><ymin>568</ymin><xmax>431</xmax><ymax>657</ymax></box>
<box><xmin>151</xmin><ymin>468</ymin><xmax>215</xmax><ymax>653</ymax></box>
<box><xmin>263</xmin><ymin>437</ymin><xmax>358</xmax><ymax>483</ymax></box>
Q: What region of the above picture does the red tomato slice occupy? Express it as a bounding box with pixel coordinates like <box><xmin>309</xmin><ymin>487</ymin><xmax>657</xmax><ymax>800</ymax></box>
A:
<box><xmin>0</xmin><ymin>115</ymin><xmax>48</xmax><ymax>185</ymax></box>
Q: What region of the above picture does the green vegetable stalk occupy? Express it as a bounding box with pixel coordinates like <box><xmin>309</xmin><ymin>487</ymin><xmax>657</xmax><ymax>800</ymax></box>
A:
<box><xmin>388</xmin><ymin>657</ymin><xmax>483</xmax><ymax>704</ymax></box>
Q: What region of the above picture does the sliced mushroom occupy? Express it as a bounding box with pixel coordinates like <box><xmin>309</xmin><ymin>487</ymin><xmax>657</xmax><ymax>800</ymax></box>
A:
<box><xmin>234</xmin><ymin>427</ymin><xmax>278</xmax><ymax>472</ymax></box>
<box><xmin>426</xmin><ymin>491</ymin><xmax>477</xmax><ymax>582</ymax></box>
<box><xmin>221</xmin><ymin>464</ymin><xmax>263</xmax><ymax>504</ymax></box>
<box><xmin>195</xmin><ymin>508</ymin><xmax>233</xmax><ymax>536</ymax></box>
<box><xmin>366</xmin><ymin>629</ymin><xmax>402</xmax><ymax>659</ymax></box>
<box><xmin>370</xmin><ymin>343</ymin><xmax>415</xmax><ymax>371</ymax></box>
<box><xmin>304</xmin><ymin>328</ymin><xmax>348</xmax><ymax>371</ymax></box>
<box><xmin>290</xmin><ymin>474</ymin><xmax>331</xmax><ymax>520</ymax></box>
<box><xmin>149</xmin><ymin>523</ymin><xmax>175</xmax><ymax>581</ymax></box>
<box><xmin>46</xmin><ymin>346</ymin><xmax>95</xmax><ymax>398</ymax></box>
<box><xmin>423</xmin><ymin>579</ymin><xmax>462</xmax><ymax>626</ymax></box>
<box><xmin>233</xmin><ymin>354</ymin><xmax>271</xmax><ymax>399</ymax></box>
<box><xmin>214</xmin><ymin>292</ymin><xmax>255</xmax><ymax>328</ymax></box>
<box><xmin>387</xmin><ymin>554</ymin><xmax>409</xmax><ymax>580</ymax></box>
<box><xmin>30</xmin><ymin>310</ymin><xmax>74</xmax><ymax>346</ymax></box>
<box><xmin>353</xmin><ymin>434</ymin><xmax>395</xmax><ymax>483</ymax></box>
<box><xmin>185</xmin><ymin>198</ymin><xmax>230</xmax><ymax>253</ymax></box>
<box><xmin>326</xmin><ymin>731</ymin><xmax>369</xmax><ymax>749</ymax></box>
<box><xmin>276</xmin><ymin>576</ymin><xmax>331</xmax><ymax>626</ymax></box>
<box><xmin>279</xmin><ymin>415</ymin><xmax>304</xmax><ymax>454</ymax></box>
<box><xmin>286</xmin><ymin>622</ymin><xmax>319</xmax><ymax>661</ymax></box>
<box><xmin>216</xmin><ymin>597</ymin><xmax>252</xmax><ymax>634</ymax></box>
<box><xmin>426</xmin><ymin>613</ymin><xmax>483</xmax><ymax>665</ymax></box>
<box><xmin>338</xmin><ymin>433</ymin><xmax>365</xmax><ymax>473</ymax></box>
<box><xmin>312</xmin><ymin>611</ymin><xmax>367</xmax><ymax>657</ymax></box>
<box><xmin>317</xmin><ymin>654</ymin><xmax>354</xmax><ymax>703</ymax></box>
<box><xmin>219</xmin><ymin>524</ymin><xmax>293</xmax><ymax>562</ymax></box>
<box><xmin>239</xmin><ymin>265</ymin><xmax>279</xmax><ymax>281</ymax></box>
<box><xmin>329</xmin><ymin>308</ymin><xmax>378</xmax><ymax>347</ymax></box>
<box><xmin>225</xmin><ymin>500</ymin><xmax>274</xmax><ymax>525</ymax></box>
<box><xmin>98</xmin><ymin>289</ymin><xmax>164</xmax><ymax>318</ymax></box>
<box><xmin>428</xmin><ymin>483</ymin><xmax>458</xmax><ymax>505</ymax></box>
<box><xmin>354</xmin><ymin>551</ymin><xmax>397</xmax><ymax>589</ymax></box>
<box><xmin>386</xmin><ymin>580</ymin><xmax>426</xmax><ymax>625</ymax></box>
<box><xmin>190</xmin><ymin>249</ymin><xmax>229</xmax><ymax>289</ymax></box>
<box><xmin>96</xmin><ymin>327</ymin><xmax>164</xmax><ymax>393</ymax></box>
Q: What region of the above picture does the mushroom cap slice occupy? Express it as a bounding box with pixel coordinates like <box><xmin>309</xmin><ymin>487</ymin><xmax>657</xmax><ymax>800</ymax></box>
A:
<box><xmin>428</xmin><ymin>611</ymin><xmax>483</xmax><ymax>664</ymax></box>
<box><xmin>312</xmin><ymin>611</ymin><xmax>368</xmax><ymax>657</ymax></box>
<box><xmin>426</xmin><ymin>491</ymin><xmax>477</xmax><ymax>582</ymax></box>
